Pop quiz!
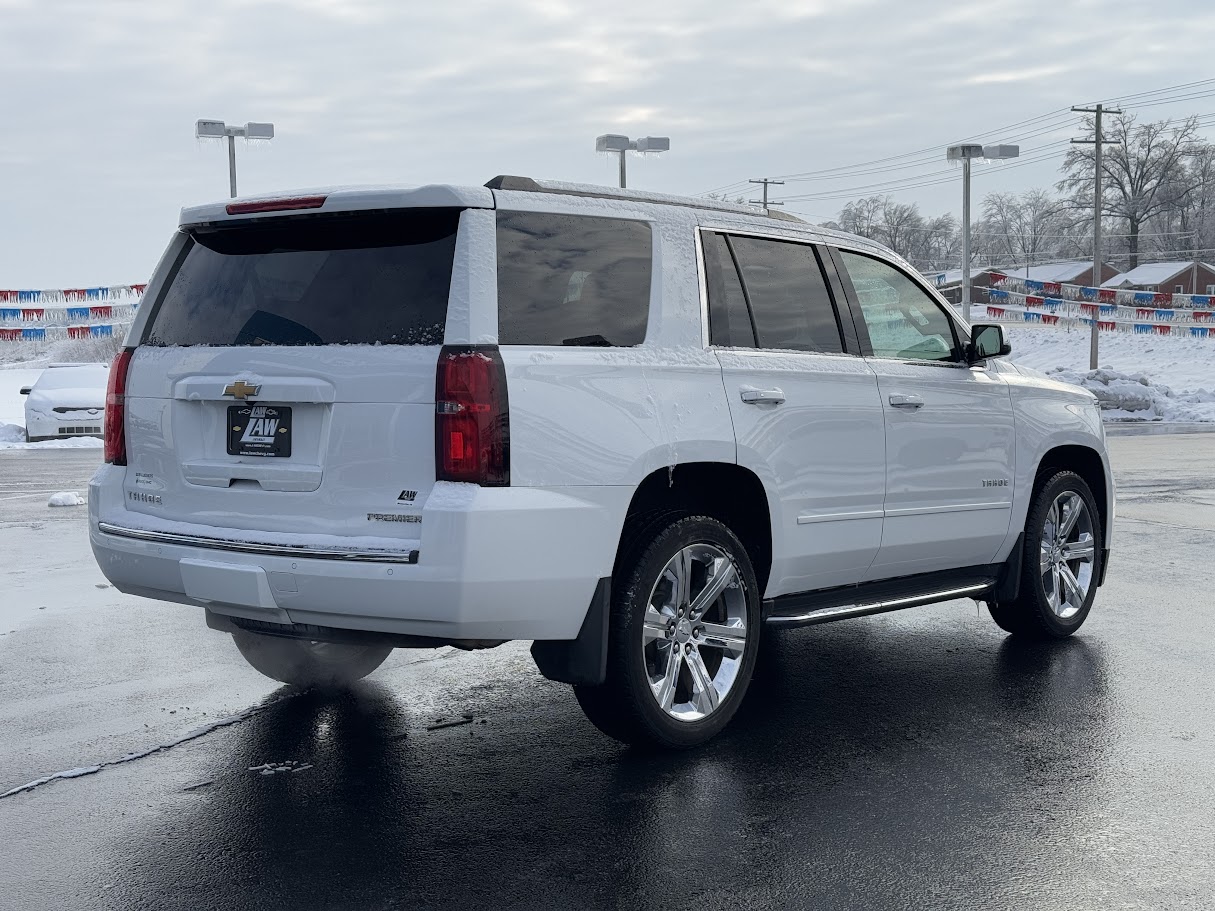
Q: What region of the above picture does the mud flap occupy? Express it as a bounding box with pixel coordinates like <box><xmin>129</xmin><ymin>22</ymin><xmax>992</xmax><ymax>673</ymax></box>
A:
<box><xmin>530</xmin><ymin>577</ymin><xmax>611</xmax><ymax>686</ymax></box>
<box><xmin>989</xmin><ymin>533</ymin><xmax>1024</xmax><ymax>603</ymax></box>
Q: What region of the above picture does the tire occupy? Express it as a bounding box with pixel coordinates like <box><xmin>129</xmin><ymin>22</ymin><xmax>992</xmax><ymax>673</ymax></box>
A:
<box><xmin>574</xmin><ymin>515</ymin><xmax>761</xmax><ymax>749</ymax></box>
<box><xmin>988</xmin><ymin>470</ymin><xmax>1103</xmax><ymax>639</ymax></box>
<box><xmin>231</xmin><ymin>629</ymin><xmax>393</xmax><ymax>688</ymax></box>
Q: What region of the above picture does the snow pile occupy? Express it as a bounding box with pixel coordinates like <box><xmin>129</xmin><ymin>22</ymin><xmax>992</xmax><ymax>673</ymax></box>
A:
<box><xmin>1004</xmin><ymin>326</ymin><xmax>1215</xmax><ymax>423</ymax></box>
<box><xmin>48</xmin><ymin>491</ymin><xmax>87</xmax><ymax>507</ymax></box>
<box><xmin>1007</xmin><ymin>326</ymin><xmax>1215</xmax><ymax>391</ymax></box>
<box><xmin>0</xmin><ymin>429</ymin><xmax>103</xmax><ymax>451</ymax></box>
<box><xmin>1043</xmin><ymin>367</ymin><xmax>1215</xmax><ymax>422</ymax></box>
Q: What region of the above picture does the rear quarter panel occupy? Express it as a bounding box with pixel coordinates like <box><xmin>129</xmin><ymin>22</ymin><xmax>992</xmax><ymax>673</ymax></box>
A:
<box><xmin>489</xmin><ymin>192</ymin><xmax>735</xmax><ymax>489</ymax></box>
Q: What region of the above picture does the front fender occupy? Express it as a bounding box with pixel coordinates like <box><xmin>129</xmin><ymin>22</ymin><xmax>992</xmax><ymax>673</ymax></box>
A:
<box><xmin>1000</xmin><ymin>383</ymin><xmax>1113</xmax><ymax>560</ymax></box>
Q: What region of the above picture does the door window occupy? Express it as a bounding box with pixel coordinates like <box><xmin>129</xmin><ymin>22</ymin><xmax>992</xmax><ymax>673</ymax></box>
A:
<box><xmin>727</xmin><ymin>236</ymin><xmax>844</xmax><ymax>354</ymax></box>
<box><xmin>838</xmin><ymin>250</ymin><xmax>960</xmax><ymax>362</ymax></box>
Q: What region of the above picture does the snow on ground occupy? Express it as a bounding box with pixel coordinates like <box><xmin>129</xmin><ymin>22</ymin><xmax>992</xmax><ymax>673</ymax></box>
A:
<box><xmin>1006</xmin><ymin>326</ymin><xmax>1215</xmax><ymax>422</ymax></box>
<box><xmin>0</xmin><ymin>368</ymin><xmax>42</xmax><ymax>428</ymax></box>
<box><xmin>3</xmin><ymin>327</ymin><xmax>1214</xmax><ymax>427</ymax></box>
<box><xmin>0</xmin><ymin>423</ymin><xmax>102</xmax><ymax>450</ymax></box>
<box><xmin>47</xmin><ymin>491</ymin><xmax>87</xmax><ymax>507</ymax></box>
<box><xmin>1007</xmin><ymin>325</ymin><xmax>1215</xmax><ymax>391</ymax></box>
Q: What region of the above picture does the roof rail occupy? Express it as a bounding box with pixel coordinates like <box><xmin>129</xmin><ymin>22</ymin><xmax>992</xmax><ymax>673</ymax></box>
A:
<box><xmin>484</xmin><ymin>175</ymin><xmax>805</xmax><ymax>223</ymax></box>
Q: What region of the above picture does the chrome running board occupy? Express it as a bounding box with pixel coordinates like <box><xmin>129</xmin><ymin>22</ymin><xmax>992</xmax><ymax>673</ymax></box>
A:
<box><xmin>765</xmin><ymin>581</ymin><xmax>994</xmax><ymax>628</ymax></box>
<box><xmin>97</xmin><ymin>522</ymin><xmax>420</xmax><ymax>565</ymax></box>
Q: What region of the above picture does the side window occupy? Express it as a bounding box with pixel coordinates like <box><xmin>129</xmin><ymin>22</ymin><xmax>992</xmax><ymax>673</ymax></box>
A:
<box><xmin>496</xmin><ymin>211</ymin><xmax>652</xmax><ymax>346</ymax></box>
<box><xmin>703</xmin><ymin>233</ymin><xmax>755</xmax><ymax>347</ymax></box>
<box><xmin>838</xmin><ymin>250</ymin><xmax>960</xmax><ymax>363</ymax></box>
<box><xmin>728</xmin><ymin>236</ymin><xmax>844</xmax><ymax>354</ymax></box>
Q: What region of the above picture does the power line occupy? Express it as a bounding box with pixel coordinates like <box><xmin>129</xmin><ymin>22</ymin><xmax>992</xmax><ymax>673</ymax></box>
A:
<box><xmin>700</xmin><ymin>77</ymin><xmax>1215</xmax><ymax>198</ymax></box>
<box><xmin>779</xmin><ymin>147</ymin><xmax>1070</xmax><ymax>202</ymax></box>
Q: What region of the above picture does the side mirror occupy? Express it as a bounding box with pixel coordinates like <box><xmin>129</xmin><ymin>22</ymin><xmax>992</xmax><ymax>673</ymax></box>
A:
<box><xmin>968</xmin><ymin>324</ymin><xmax>1011</xmax><ymax>364</ymax></box>
<box><xmin>19</xmin><ymin>386</ymin><xmax>32</xmax><ymax>395</ymax></box>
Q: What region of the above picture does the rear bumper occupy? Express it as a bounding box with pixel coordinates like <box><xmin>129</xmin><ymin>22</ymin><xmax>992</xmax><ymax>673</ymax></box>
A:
<box><xmin>89</xmin><ymin>465</ymin><xmax>631</xmax><ymax>641</ymax></box>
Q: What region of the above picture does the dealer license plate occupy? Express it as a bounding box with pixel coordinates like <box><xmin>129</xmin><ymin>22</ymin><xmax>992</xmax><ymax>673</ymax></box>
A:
<box><xmin>227</xmin><ymin>405</ymin><xmax>292</xmax><ymax>458</ymax></box>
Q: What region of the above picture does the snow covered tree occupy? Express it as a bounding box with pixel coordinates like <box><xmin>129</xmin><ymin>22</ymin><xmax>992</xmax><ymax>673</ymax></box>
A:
<box><xmin>1059</xmin><ymin>114</ymin><xmax>1199</xmax><ymax>269</ymax></box>
<box><xmin>978</xmin><ymin>189</ymin><xmax>1066</xmax><ymax>268</ymax></box>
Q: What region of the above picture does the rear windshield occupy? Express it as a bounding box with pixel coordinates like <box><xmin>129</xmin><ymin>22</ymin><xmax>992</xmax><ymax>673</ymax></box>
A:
<box><xmin>143</xmin><ymin>210</ymin><xmax>460</xmax><ymax>346</ymax></box>
<box><xmin>496</xmin><ymin>211</ymin><xmax>652</xmax><ymax>346</ymax></box>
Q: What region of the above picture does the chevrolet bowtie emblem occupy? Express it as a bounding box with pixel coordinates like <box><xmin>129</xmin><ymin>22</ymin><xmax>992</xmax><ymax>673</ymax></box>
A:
<box><xmin>222</xmin><ymin>380</ymin><xmax>261</xmax><ymax>400</ymax></box>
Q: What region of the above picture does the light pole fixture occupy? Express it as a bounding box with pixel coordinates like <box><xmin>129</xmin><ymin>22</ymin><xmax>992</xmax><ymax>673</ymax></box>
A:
<box><xmin>196</xmin><ymin>119</ymin><xmax>275</xmax><ymax>198</ymax></box>
<box><xmin>947</xmin><ymin>142</ymin><xmax>1019</xmax><ymax>315</ymax></box>
<box><xmin>595</xmin><ymin>134</ymin><xmax>670</xmax><ymax>188</ymax></box>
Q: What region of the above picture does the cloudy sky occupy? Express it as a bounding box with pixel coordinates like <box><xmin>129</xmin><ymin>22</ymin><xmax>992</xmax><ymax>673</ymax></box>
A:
<box><xmin>3</xmin><ymin>0</ymin><xmax>1214</xmax><ymax>287</ymax></box>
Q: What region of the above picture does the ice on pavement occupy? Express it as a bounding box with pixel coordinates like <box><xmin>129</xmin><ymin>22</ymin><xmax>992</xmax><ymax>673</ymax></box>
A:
<box><xmin>0</xmin><ymin>692</ymin><xmax>300</xmax><ymax>799</ymax></box>
<box><xmin>48</xmin><ymin>491</ymin><xmax>87</xmax><ymax>507</ymax></box>
<box><xmin>249</xmin><ymin>760</ymin><xmax>314</xmax><ymax>776</ymax></box>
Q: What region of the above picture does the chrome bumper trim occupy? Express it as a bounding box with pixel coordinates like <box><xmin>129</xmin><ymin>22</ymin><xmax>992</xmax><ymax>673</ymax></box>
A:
<box><xmin>97</xmin><ymin>522</ymin><xmax>420</xmax><ymax>565</ymax></box>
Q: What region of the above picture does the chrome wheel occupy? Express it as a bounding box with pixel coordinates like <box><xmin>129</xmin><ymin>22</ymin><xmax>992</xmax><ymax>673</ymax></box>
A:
<box><xmin>1039</xmin><ymin>491</ymin><xmax>1096</xmax><ymax>620</ymax></box>
<box><xmin>642</xmin><ymin>543</ymin><xmax>748</xmax><ymax>722</ymax></box>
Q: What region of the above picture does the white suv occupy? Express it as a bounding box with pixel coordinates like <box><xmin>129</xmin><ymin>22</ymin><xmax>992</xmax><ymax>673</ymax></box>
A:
<box><xmin>90</xmin><ymin>177</ymin><xmax>1113</xmax><ymax>747</ymax></box>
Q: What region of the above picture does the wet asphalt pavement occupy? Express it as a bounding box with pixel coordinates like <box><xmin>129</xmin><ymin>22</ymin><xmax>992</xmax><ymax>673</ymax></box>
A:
<box><xmin>2</xmin><ymin>438</ymin><xmax>1214</xmax><ymax>910</ymax></box>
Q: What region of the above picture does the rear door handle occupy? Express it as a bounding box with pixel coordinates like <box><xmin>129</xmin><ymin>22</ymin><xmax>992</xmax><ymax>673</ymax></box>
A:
<box><xmin>740</xmin><ymin>388</ymin><xmax>786</xmax><ymax>406</ymax></box>
<box><xmin>888</xmin><ymin>394</ymin><xmax>924</xmax><ymax>409</ymax></box>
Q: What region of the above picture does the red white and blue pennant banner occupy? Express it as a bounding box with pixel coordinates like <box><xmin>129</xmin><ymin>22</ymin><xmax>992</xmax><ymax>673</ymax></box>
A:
<box><xmin>988</xmin><ymin>272</ymin><xmax>1213</xmax><ymax>309</ymax></box>
<box><xmin>0</xmin><ymin>285</ymin><xmax>146</xmax><ymax>305</ymax></box>
<box><xmin>0</xmin><ymin>304</ymin><xmax>137</xmax><ymax>323</ymax></box>
<box><xmin>0</xmin><ymin>325</ymin><xmax>119</xmax><ymax>342</ymax></box>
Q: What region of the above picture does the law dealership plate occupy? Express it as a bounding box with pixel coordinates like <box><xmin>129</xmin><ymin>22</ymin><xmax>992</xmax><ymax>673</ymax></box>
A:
<box><xmin>227</xmin><ymin>405</ymin><xmax>292</xmax><ymax>457</ymax></box>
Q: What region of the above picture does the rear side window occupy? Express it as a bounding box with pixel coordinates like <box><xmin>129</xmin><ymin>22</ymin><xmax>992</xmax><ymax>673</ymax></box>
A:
<box><xmin>727</xmin><ymin>236</ymin><xmax>844</xmax><ymax>354</ymax></box>
<box><xmin>703</xmin><ymin>233</ymin><xmax>756</xmax><ymax>347</ymax></box>
<box><xmin>144</xmin><ymin>210</ymin><xmax>460</xmax><ymax>346</ymax></box>
<box><xmin>496</xmin><ymin>211</ymin><xmax>652</xmax><ymax>346</ymax></box>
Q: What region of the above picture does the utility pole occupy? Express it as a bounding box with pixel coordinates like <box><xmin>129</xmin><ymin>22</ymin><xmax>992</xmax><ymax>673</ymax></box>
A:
<box><xmin>748</xmin><ymin>178</ymin><xmax>785</xmax><ymax>212</ymax></box>
<box><xmin>1072</xmin><ymin>103</ymin><xmax>1122</xmax><ymax>369</ymax></box>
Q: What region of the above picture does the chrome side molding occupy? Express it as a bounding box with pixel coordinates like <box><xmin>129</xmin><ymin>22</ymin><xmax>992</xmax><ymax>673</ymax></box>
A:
<box><xmin>97</xmin><ymin>522</ymin><xmax>420</xmax><ymax>565</ymax></box>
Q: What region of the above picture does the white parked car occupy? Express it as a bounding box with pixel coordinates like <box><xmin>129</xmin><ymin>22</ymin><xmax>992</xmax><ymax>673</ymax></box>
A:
<box><xmin>22</xmin><ymin>363</ymin><xmax>109</xmax><ymax>442</ymax></box>
<box><xmin>89</xmin><ymin>177</ymin><xmax>1114</xmax><ymax>747</ymax></box>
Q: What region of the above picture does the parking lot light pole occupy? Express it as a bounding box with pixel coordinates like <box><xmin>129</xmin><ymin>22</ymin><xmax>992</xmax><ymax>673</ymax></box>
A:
<box><xmin>595</xmin><ymin>134</ymin><xmax>670</xmax><ymax>188</ymax></box>
<box><xmin>947</xmin><ymin>143</ymin><xmax>1019</xmax><ymax>316</ymax></box>
<box><xmin>196</xmin><ymin>120</ymin><xmax>275</xmax><ymax>197</ymax></box>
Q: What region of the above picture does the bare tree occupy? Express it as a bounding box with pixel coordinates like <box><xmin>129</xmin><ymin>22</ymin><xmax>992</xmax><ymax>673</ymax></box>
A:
<box><xmin>1059</xmin><ymin>114</ymin><xmax>1198</xmax><ymax>269</ymax></box>
<box><xmin>833</xmin><ymin>195</ymin><xmax>959</xmax><ymax>269</ymax></box>
<box><xmin>978</xmin><ymin>189</ymin><xmax>1065</xmax><ymax>269</ymax></box>
<box><xmin>878</xmin><ymin>200</ymin><xmax>924</xmax><ymax>261</ymax></box>
<box><xmin>837</xmin><ymin>196</ymin><xmax>886</xmax><ymax>240</ymax></box>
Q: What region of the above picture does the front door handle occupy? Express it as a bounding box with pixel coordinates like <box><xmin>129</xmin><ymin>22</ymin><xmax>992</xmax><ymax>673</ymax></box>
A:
<box><xmin>740</xmin><ymin>388</ymin><xmax>786</xmax><ymax>406</ymax></box>
<box><xmin>888</xmin><ymin>393</ymin><xmax>924</xmax><ymax>409</ymax></box>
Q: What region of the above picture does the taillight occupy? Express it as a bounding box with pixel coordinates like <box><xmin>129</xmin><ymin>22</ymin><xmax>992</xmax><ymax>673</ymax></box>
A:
<box><xmin>104</xmin><ymin>347</ymin><xmax>135</xmax><ymax>465</ymax></box>
<box><xmin>225</xmin><ymin>195</ymin><xmax>327</xmax><ymax>215</ymax></box>
<box><xmin>435</xmin><ymin>346</ymin><xmax>509</xmax><ymax>486</ymax></box>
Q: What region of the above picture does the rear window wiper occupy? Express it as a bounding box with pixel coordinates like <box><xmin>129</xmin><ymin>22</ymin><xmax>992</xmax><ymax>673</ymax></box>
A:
<box><xmin>562</xmin><ymin>334</ymin><xmax>612</xmax><ymax>347</ymax></box>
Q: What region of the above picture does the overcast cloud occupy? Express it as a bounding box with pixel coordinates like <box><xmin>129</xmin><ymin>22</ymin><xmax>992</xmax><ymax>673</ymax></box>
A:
<box><xmin>2</xmin><ymin>0</ymin><xmax>1213</xmax><ymax>285</ymax></box>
